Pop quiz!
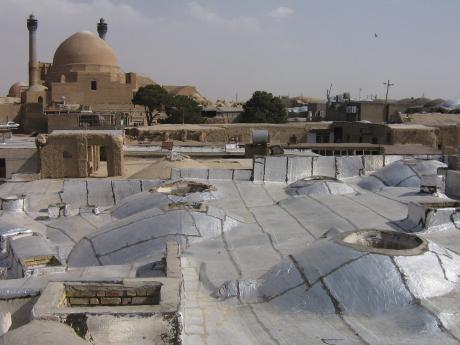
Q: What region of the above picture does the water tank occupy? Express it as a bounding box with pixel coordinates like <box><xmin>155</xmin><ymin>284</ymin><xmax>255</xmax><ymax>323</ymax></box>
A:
<box><xmin>251</xmin><ymin>130</ymin><xmax>269</xmax><ymax>145</ymax></box>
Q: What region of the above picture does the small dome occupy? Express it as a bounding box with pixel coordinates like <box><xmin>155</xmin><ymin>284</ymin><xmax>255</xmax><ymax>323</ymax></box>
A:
<box><xmin>7</xmin><ymin>82</ymin><xmax>27</xmax><ymax>97</ymax></box>
<box><xmin>217</xmin><ymin>229</ymin><xmax>460</xmax><ymax>317</ymax></box>
<box><xmin>52</xmin><ymin>31</ymin><xmax>118</xmax><ymax>68</ymax></box>
<box><xmin>68</xmin><ymin>202</ymin><xmax>232</xmax><ymax>267</ymax></box>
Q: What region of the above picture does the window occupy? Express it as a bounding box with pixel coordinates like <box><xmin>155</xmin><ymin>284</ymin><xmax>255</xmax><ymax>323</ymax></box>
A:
<box><xmin>91</xmin><ymin>80</ymin><xmax>97</xmax><ymax>91</ymax></box>
<box><xmin>63</xmin><ymin>151</ymin><xmax>72</xmax><ymax>159</ymax></box>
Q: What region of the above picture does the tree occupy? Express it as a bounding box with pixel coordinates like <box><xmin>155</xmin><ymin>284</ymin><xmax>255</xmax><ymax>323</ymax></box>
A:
<box><xmin>132</xmin><ymin>84</ymin><xmax>169</xmax><ymax>126</ymax></box>
<box><xmin>240</xmin><ymin>91</ymin><xmax>287</xmax><ymax>123</ymax></box>
<box><xmin>162</xmin><ymin>95</ymin><xmax>205</xmax><ymax>124</ymax></box>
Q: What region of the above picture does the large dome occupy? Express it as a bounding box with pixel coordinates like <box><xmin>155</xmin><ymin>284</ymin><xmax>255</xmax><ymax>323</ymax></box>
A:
<box><xmin>52</xmin><ymin>31</ymin><xmax>118</xmax><ymax>68</ymax></box>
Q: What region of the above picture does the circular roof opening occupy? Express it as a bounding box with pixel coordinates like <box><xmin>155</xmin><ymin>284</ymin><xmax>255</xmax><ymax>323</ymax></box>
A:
<box><xmin>150</xmin><ymin>181</ymin><xmax>215</xmax><ymax>196</ymax></box>
<box><xmin>337</xmin><ymin>230</ymin><xmax>427</xmax><ymax>256</ymax></box>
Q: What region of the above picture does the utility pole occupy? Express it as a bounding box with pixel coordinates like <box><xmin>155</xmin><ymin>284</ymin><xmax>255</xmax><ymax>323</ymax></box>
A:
<box><xmin>383</xmin><ymin>80</ymin><xmax>395</xmax><ymax>123</ymax></box>
<box><xmin>383</xmin><ymin>80</ymin><xmax>394</xmax><ymax>104</ymax></box>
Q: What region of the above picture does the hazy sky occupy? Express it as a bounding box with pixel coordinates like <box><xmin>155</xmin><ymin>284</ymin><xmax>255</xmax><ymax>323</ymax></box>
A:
<box><xmin>1</xmin><ymin>0</ymin><xmax>460</xmax><ymax>101</ymax></box>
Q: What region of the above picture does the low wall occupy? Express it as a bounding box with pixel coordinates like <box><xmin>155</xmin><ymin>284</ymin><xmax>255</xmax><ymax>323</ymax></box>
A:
<box><xmin>254</xmin><ymin>154</ymin><xmax>442</xmax><ymax>183</ymax></box>
<box><xmin>171</xmin><ymin>168</ymin><xmax>252</xmax><ymax>181</ymax></box>
<box><xmin>0</xmin><ymin>147</ymin><xmax>39</xmax><ymax>178</ymax></box>
<box><xmin>170</xmin><ymin>154</ymin><xmax>443</xmax><ymax>183</ymax></box>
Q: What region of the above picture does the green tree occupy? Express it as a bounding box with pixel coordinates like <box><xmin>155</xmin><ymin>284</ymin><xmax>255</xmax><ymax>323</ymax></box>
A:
<box><xmin>132</xmin><ymin>84</ymin><xmax>170</xmax><ymax>126</ymax></box>
<box><xmin>240</xmin><ymin>91</ymin><xmax>287</xmax><ymax>123</ymax></box>
<box><xmin>162</xmin><ymin>95</ymin><xmax>205</xmax><ymax>124</ymax></box>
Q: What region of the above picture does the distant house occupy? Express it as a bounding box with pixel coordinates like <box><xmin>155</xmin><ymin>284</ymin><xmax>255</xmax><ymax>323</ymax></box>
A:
<box><xmin>202</xmin><ymin>106</ymin><xmax>244</xmax><ymax>123</ymax></box>
<box><xmin>326</xmin><ymin>98</ymin><xmax>411</xmax><ymax>123</ymax></box>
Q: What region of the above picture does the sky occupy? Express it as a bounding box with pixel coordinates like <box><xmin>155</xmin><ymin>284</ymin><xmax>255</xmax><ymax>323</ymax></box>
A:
<box><xmin>1</xmin><ymin>0</ymin><xmax>460</xmax><ymax>102</ymax></box>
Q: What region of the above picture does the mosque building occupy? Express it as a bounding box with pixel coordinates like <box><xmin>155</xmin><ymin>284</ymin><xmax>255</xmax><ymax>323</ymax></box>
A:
<box><xmin>5</xmin><ymin>15</ymin><xmax>207</xmax><ymax>133</ymax></box>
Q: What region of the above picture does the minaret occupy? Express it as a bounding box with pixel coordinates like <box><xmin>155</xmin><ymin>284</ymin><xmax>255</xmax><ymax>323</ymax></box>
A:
<box><xmin>27</xmin><ymin>13</ymin><xmax>39</xmax><ymax>87</ymax></box>
<box><xmin>97</xmin><ymin>18</ymin><xmax>108</xmax><ymax>40</ymax></box>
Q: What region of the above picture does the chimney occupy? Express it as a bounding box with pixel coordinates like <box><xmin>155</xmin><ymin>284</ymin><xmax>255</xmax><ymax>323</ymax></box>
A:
<box><xmin>97</xmin><ymin>18</ymin><xmax>108</xmax><ymax>40</ymax></box>
<box><xmin>26</xmin><ymin>13</ymin><xmax>39</xmax><ymax>87</ymax></box>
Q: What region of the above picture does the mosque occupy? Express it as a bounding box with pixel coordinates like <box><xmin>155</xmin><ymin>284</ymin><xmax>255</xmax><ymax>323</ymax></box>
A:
<box><xmin>5</xmin><ymin>15</ymin><xmax>207</xmax><ymax>133</ymax></box>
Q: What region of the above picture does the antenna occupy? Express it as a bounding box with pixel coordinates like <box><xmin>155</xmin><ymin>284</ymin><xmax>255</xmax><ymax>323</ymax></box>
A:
<box><xmin>326</xmin><ymin>83</ymin><xmax>333</xmax><ymax>103</ymax></box>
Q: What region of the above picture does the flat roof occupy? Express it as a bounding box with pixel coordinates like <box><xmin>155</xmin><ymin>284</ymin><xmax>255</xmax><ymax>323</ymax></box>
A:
<box><xmin>50</xmin><ymin>130</ymin><xmax>123</xmax><ymax>136</ymax></box>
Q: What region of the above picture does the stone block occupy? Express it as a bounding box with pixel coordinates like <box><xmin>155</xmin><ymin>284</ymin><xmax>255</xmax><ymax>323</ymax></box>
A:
<box><xmin>131</xmin><ymin>296</ymin><xmax>153</xmax><ymax>305</ymax></box>
<box><xmin>89</xmin><ymin>298</ymin><xmax>100</xmax><ymax>305</ymax></box>
<box><xmin>264</xmin><ymin>156</ymin><xmax>288</xmax><ymax>182</ymax></box>
<box><xmin>208</xmin><ymin>169</ymin><xmax>234</xmax><ymax>180</ymax></box>
<box><xmin>122</xmin><ymin>297</ymin><xmax>132</xmax><ymax>305</ymax></box>
<box><xmin>364</xmin><ymin>155</ymin><xmax>384</xmax><ymax>173</ymax></box>
<box><xmin>287</xmin><ymin>156</ymin><xmax>312</xmax><ymax>183</ymax></box>
<box><xmin>105</xmin><ymin>289</ymin><xmax>124</xmax><ymax>297</ymax></box>
<box><xmin>233</xmin><ymin>169</ymin><xmax>252</xmax><ymax>181</ymax></box>
<box><xmin>336</xmin><ymin>156</ymin><xmax>364</xmax><ymax>179</ymax></box>
<box><xmin>312</xmin><ymin>156</ymin><xmax>336</xmax><ymax>178</ymax></box>
<box><xmin>125</xmin><ymin>289</ymin><xmax>137</xmax><ymax>297</ymax></box>
<box><xmin>69</xmin><ymin>298</ymin><xmax>89</xmax><ymax>305</ymax></box>
<box><xmin>135</xmin><ymin>287</ymin><xmax>147</xmax><ymax>296</ymax></box>
<box><xmin>253</xmin><ymin>157</ymin><xmax>265</xmax><ymax>182</ymax></box>
<box><xmin>100</xmin><ymin>297</ymin><xmax>122</xmax><ymax>305</ymax></box>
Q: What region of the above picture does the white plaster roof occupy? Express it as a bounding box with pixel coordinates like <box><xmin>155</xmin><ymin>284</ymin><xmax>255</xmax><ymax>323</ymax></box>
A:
<box><xmin>0</xmin><ymin>159</ymin><xmax>459</xmax><ymax>344</ymax></box>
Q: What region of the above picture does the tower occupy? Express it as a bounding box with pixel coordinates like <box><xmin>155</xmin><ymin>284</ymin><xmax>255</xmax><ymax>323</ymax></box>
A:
<box><xmin>97</xmin><ymin>18</ymin><xmax>108</xmax><ymax>40</ymax></box>
<box><xmin>26</xmin><ymin>13</ymin><xmax>39</xmax><ymax>87</ymax></box>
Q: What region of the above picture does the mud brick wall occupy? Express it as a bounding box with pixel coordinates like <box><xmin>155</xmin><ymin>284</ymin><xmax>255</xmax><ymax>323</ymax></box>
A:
<box><xmin>65</xmin><ymin>283</ymin><xmax>161</xmax><ymax>306</ymax></box>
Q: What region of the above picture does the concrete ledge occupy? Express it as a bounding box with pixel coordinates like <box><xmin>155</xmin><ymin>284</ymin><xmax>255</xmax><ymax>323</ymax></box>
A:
<box><xmin>264</xmin><ymin>156</ymin><xmax>288</xmax><ymax>182</ymax></box>
<box><xmin>364</xmin><ymin>155</ymin><xmax>384</xmax><ymax>173</ymax></box>
<box><xmin>446</xmin><ymin>170</ymin><xmax>460</xmax><ymax>199</ymax></box>
<box><xmin>233</xmin><ymin>170</ymin><xmax>252</xmax><ymax>181</ymax></box>
<box><xmin>384</xmin><ymin>155</ymin><xmax>404</xmax><ymax>166</ymax></box>
<box><xmin>208</xmin><ymin>169</ymin><xmax>234</xmax><ymax>180</ymax></box>
<box><xmin>336</xmin><ymin>156</ymin><xmax>364</xmax><ymax>179</ymax></box>
<box><xmin>169</xmin><ymin>169</ymin><xmax>252</xmax><ymax>181</ymax></box>
<box><xmin>312</xmin><ymin>156</ymin><xmax>336</xmax><ymax>178</ymax></box>
<box><xmin>287</xmin><ymin>156</ymin><xmax>312</xmax><ymax>183</ymax></box>
<box><xmin>179</xmin><ymin>168</ymin><xmax>209</xmax><ymax>180</ymax></box>
<box><xmin>253</xmin><ymin>157</ymin><xmax>265</xmax><ymax>182</ymax></box>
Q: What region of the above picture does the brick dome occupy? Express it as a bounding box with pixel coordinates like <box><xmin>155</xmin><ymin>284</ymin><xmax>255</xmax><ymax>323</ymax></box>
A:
<box><xmin>52</xmin><ymin>31</ymin><xmax>118</xmax><ymax>68</ymax></box>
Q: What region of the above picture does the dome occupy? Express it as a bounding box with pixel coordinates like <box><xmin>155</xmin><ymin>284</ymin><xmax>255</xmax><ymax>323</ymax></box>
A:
<box><xmin>7</xmin><ymin>82</ymin><xmax>27</xmax><ymax>97</ymax></box>
<box><xmin>286</xmin><ymin>177</ymin><xmax>355</xmax><ymax>196</ymax></box>
<box><xmin>358</xmin><ymin>159</ymin><xmax>446</xmax><ymax>191</ymax></box>
<box><xmin>217</xmin><ymin>229</ymin><xmax>460</xmax><ymax>336</ymax></box>
<box><xmin>52</xmin><ymin>31</ymin><xmax>118</xmax><ymax>68</ymax></box>
<box><xmin>68</xmin><ymin>202</ymin><xmax>234</xmax><ymax>267</ymax></box>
